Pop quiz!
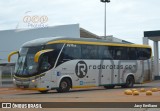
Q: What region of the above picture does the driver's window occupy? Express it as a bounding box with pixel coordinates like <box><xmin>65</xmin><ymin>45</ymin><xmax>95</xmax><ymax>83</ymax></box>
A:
<box><xmin>40</xmin><ymin>56</ymin><xmax>51</xmax><ymax>71</ymax></box>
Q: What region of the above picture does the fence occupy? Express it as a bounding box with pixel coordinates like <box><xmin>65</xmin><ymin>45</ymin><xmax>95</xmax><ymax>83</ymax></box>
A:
<box><xmin>0</xmin><ymin>64</ymin><xmax>14</xmax><ymax>87</ymax></box>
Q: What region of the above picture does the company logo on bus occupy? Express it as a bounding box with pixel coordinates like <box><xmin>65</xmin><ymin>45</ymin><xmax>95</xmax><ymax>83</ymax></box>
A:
<box><xmin>75</xmin><ymin>61</ymin><xmax>88</xmax><ymax>78</ymax></box>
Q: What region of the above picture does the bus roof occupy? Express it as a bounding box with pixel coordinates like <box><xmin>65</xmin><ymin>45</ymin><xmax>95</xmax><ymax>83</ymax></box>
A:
<box><xmin>22</xmin><ymin>37</ymin><xmax>151</xmax><ymax>48</ymax></box>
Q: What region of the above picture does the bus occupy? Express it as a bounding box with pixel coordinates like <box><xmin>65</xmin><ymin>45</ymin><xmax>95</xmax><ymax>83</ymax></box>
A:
<box><xmin>8</xmin><ymin>37</ymin><xmax>152</xmax><ymax>93</ymax></box>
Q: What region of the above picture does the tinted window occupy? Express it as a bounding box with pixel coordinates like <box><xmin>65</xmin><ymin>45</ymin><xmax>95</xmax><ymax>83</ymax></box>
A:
<box><xmin>137</xmin><ymin>48</ymin><xmax>143</xmax><ymax>60</ymax></box>
<box><xmin>42</xmin><ymin>44</ymin><xmax>63</xmax><ymax>68</ymax></box>
<box><xmin>121</xmin><ymin>47</ymin><xmax>128</xmax><ymax>60</ymax></box>
<box><xmin>137</xmin><ymin>48</ymin><xmax>151</xmax><ymax>60</ymax></box>
<box><xmin>128</xmin><ymin>48</ymin><xmax>137</xmax><ymax>60</ymax></box>
<box><xmin>60</xmin><ymin>44</ymin><xmax>81</xmax><ymax>60</ymax></box>
<box><xmin>114</xmin><ymin>47</ymin><xmax>127</xmax><ymax>60</ymax></box>
<box><xmin>144</xmin><ymin>48</ymin><xmax>151</xmax><ymax>59</ymax></box>
<box><xmin>98</xmin><ymin>46</ymin><xmax>112</xmax><ymax>59</ymax></box>
<box><xmin>108</xmin><ymin>46</ymin><xmax>128</xmax><ymax>60</ymax></box>
<box><xmin>81</xmin><ymin>45</ymin><xmax>98</xmax><ymax>59</ymax></box>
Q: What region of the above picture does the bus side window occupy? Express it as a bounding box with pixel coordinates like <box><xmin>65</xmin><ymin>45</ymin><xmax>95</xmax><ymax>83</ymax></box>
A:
<box><xmin>72</xmin><ymin>45</ymin><xmax>81</xmax><ymax>59</ymax></box>
<box><xmin>110</xmin><ymin>47</ymin><xmax>121</xmax><ymax>60</ymax></box>
<box><xmin>62</xmin><ymin>44</ymin><xmax>81</xmax><ymax>60</ymax></box>
<box><xmin>108</xmin><ymin>46</ymin><xmax>114</xmax><ymax>59</ymax></box>
<box><xmin>81</xmin><ymin>45</ymin><xmax>89</xmax><ymax>59</ymax></box>
<box><xmin>128</xmin><ymin>48</ymin><xmax>137</xmax><ymax>60</ymax></box>
<box><xmin>115</xmin><ymin>47</ymin><xmax>124</xmax><ymax>60</ymax></box>
<box><xmin>98</xmin><ymin>46</ymin><xmax>112</xmax><ymax>59</ymax></box>
<box><xmin>121</xmin><ymin>47</ymin><xmax>128</xmax><ymax>60</ymax></box>
<box><xmin>116</xmin><ymin>50</ymin><xmax>121</xmax><ymax>60</ymax></box>
<box><xmin>143</xmin><ymin>48</ymin><xmax>151</xmax><ymax>60</ymax></box>
<box><xmin>137</xmin><ymin>48</ymin><xmax>151</xmax><ymax>60</ymax></box>
<box><xmin>57</xmin><ymin>44</ymin><xmax>81</xmax><ymax>65</ymax></box>
<box><xmin>137</xmin><ymin>48</ymin><xmax>142</xmax><ymax>60</ymax></box>
<box><xmin>89</xmin><ymin>45</ymin><xmax>98</xmax><ymax>59</ymax></box>
<box><xmin>81</xmin><ymin>45</ymin><xmax>98</xmax><ymax>59</ymax></box>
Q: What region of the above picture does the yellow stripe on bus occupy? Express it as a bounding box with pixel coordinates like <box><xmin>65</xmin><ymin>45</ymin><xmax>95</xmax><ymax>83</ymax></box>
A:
<box><xmin>17</xmin><ymin>87</ymin><xmax>47</xmax><ymax>91</ymax></box>
<box><xmin>72</xmin><ymin>85</ymin><xmax>96</xmax><ymax>89</ymax></box>
<box><xmin>47</xmin><ymin>40</ymin><xmax>151</xmax><ymax>48</ymax></box>
<box><xmin>27</xmin><ymin>88</ymin><xmax>47</xmax><ymax>91</ymax></box>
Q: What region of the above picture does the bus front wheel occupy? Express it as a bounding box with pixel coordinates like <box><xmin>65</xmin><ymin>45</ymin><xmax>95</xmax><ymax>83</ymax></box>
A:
<box><xmin>122</xmin><ymin>76</ymin><xmax>134</xmax><ymax>88</ymax></box>
<box><xmin>56</xmin><ymin>79</ymin><xmax>71</xmax><ymax>93</ymax></box>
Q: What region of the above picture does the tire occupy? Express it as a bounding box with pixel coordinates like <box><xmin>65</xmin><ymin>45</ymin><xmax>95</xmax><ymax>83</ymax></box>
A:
<box><xmin>56</xmin><ymin>79</ymin><xmax>71</xmax><ymax>93</ymax></box>
<box><xmin>121</xmin><ymin>76</ymin><xmax>134</xmax><ymax>88</ymax></box>
<box><xmin>104</xmin><ymin>85</ymin><xmax>115</xmax><ymax>89</ymax></box>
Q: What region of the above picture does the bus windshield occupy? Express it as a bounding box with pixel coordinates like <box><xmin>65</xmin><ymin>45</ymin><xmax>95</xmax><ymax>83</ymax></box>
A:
<box><xmin>14</xmin><ymin>44</ymin><xmax>62</xmax><ymax>77</ymax></box>
<box><xmin>15</xmin><ymin>46</ymin><xmax>43</xmax><ymax>77</ymax></box>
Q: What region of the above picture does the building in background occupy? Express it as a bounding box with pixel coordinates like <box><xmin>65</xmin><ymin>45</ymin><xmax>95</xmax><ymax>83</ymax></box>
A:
<box><xmin>0</xmin><ymin>24</ymin><xmax>132</xmax><ymax>63</ymax></box>
<box><xmin>0</xmin><ymin>24</ymin><xmax>133</xmax><ymax>87</ymax></box>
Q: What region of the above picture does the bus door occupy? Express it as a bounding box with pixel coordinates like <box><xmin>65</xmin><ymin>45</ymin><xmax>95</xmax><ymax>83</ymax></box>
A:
<box><xmin>112</xmin><ymin>60</ymin><xmax>120</xmax><ymax>84</ymax></box>
<box><xmin>111</xmin><ymin>47</ymin><xmax>127</xmax><ymax>84</ymax></box>
<box><xmin>99</xmin><ymin>60</ymin><xmax>113</xmax><ymax>85</ymax></box>
<box><xmin>98</xmin><ymin>46</ymin><xmax>114</xmax><ymax>85</ymax></box>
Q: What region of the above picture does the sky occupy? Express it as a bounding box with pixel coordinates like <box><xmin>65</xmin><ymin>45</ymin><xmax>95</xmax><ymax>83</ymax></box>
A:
<box><xmin>0</xmin><ymin>0</ymin><xmax>160</xmax><ymax>46</ymax></box>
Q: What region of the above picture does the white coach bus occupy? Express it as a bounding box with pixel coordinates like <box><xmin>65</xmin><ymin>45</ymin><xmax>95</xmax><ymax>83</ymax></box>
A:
<box><xmin>8</xmin><ymin>37</ymin><xmax>152</xmax><ymax>93</ymax></box>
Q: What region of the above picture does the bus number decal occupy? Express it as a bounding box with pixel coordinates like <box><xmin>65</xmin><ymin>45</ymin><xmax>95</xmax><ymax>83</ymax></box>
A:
<box><xmin>66</xmin><ymin>44</ymin><xmax>76</xmax><ymax>47</ymax></box>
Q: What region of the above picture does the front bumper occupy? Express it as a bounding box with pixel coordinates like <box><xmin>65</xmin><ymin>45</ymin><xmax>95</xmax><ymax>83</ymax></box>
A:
<box><xmin>13</xmin><ymin>77</ymin><xmax>47</xmax><ymax>91</ymax></box>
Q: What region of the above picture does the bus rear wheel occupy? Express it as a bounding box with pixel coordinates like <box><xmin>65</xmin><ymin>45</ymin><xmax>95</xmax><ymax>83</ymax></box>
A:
<box><xmin>122</xmin><ymin>76</ymin><xmax>134</xmax><ymax>88</ymax></box>
<box><xmin>104</xmin><ymin>85</ymin><xmax>115</xmax><ymax>89</ymax></box>
<box><xmin>56</xmin><ymin>78</ymin><xmax>71</xmax><ymax>93</ymax></box>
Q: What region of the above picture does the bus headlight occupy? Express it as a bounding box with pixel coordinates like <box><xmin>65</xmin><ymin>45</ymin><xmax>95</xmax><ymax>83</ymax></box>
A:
<box><xmin>13</xmin><ymin>78</ymin><xmax>15</xmax><ymax>82</ymax></box>
<box><xmin>32</xmin><ymin>80</ymin><xmax>35</xmax><ymax>83</ymax></box>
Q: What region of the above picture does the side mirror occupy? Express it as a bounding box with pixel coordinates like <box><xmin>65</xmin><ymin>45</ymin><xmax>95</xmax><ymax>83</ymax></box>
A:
<box><xmin>8</xmin><ymin>51</ymin><xmax>19</xmax><ymax>62</ymax></box>
<box><xmin>34</xmin><ymin>49</ymin><xmax>54</xmax><ymax>63</ymax></box>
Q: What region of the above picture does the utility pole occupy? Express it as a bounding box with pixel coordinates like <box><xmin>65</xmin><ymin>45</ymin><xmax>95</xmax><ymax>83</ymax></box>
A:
<box><xmin>100</xmin><ymin>0</ymin><xmax>110</xmax><ymax>37</ymax></box>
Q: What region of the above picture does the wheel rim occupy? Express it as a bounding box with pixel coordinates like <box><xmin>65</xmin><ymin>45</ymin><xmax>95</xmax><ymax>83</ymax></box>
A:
<box><xmin>61</xmin><ymin>81</ymin><xmax>67</xmax><ymax>89</ymax></box>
